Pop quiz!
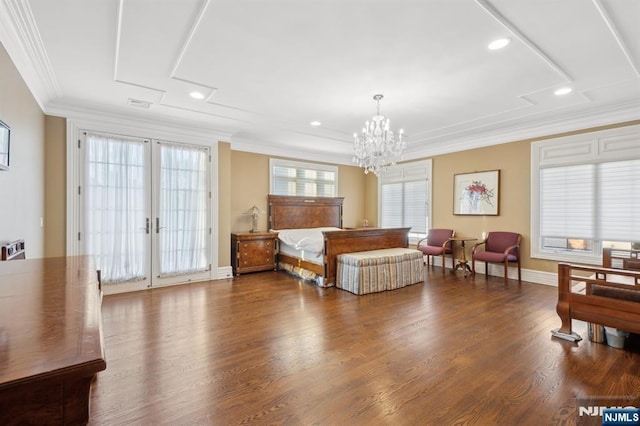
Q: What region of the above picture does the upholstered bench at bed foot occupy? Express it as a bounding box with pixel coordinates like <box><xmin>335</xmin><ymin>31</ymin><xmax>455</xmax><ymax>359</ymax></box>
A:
<box><xmin>336</xmin><ymin>248</ymin><xmax>424</xmax><ymax>295</ymax></box>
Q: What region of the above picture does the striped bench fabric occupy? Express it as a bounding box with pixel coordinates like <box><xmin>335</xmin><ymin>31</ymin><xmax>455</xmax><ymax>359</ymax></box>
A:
<box><xmin>336</xmin><ymin>248</ymin><xmax>424</xmax><ymax>295</ymax></box>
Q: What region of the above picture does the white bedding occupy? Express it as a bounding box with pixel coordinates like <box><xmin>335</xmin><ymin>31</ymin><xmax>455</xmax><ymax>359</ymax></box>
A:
<box><xmin>274</xmin><ymin>227</ymin><xmax>342</xmax><ymax>256</ymax></box>
<box><xmin>278</xmin><ymin>242</ymin><xmax>324</xmax><ymax>265</ymax></box>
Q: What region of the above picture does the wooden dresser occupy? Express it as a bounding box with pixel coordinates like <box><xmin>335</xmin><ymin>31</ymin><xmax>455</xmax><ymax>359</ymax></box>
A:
<box><xmin>231</xmin><ymin>232</ymin><xmax>278</xmax><ymax>276</ymax></box>
<box><xmin>0</xmin><ymin>256</ymin><xmax>106</xmax><ymax>424</ymax></box>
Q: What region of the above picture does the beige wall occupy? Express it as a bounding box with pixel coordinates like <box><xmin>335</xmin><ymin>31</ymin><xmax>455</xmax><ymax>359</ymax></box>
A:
<box><xmin>337</xmin><ymin>165</ymin><xmax>366</xmax><ymax>228</ymax></box>
<box><xmin>433</xmin><ymin>140</ymin><xmax>537</xmax><ymax>269</ymax></box>
<box><xmin>44</xmin><ymin>115</ymin><xmax>66</xmax><ymax>257</ymax></box>
<box><xmin>0</xmin><ymin>42</ymin><xmax>45</xmax><ymax>257</ymax></box>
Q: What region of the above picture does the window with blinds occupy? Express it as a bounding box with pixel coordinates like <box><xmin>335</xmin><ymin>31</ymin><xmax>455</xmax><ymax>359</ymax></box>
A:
<box><xmin>380</xmin><ymin>180</ymin><xmax>428</xmax><ymax>239</ymax></box>
<box><xmin>379</xmin><ymin>160</ymin><xmax>431</xmax><ymax>242</ymax></box>
<box><xmin>270</xmin><ymin>159</ymin><xmax>337</xmax><ymax>197</ymax></box>
<box><xmin>532</xmin><ymin>125</ymin><xmax>640</xmax><ymax>263</ymax></box>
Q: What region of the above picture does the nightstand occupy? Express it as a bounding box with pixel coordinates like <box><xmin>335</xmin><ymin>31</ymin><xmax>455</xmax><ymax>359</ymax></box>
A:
<box><xmin>231</xmin><ymin>232</ymin><xmax>278</xmax><ymax>276</ymax></box>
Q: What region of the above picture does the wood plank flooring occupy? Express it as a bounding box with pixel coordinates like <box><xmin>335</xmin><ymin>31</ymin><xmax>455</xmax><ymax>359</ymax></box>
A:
<box><xmin>89</xmin><ymin>268</ymin><xmax>640</xmax><ymax>425</ymax></box>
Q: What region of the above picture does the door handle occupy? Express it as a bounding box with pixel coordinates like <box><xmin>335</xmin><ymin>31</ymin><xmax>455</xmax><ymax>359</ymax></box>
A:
<box><xmin>156</xmin><ymin>217</ymin><xmax>166</xmax><ymax>234</ymax></box>
<box><xmin>140</xmin><ymin>218</ymin><xmax>150</xmax><ymax>234</ymax></box>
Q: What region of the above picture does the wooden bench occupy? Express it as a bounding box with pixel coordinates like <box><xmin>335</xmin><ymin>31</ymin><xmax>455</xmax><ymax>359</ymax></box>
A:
<box><xmin>336</xmin><ymin>248</ymin><xmax>423</xmax><ymax>295</ymax></box>
<box><xmin>552</xmin><ymin>262</ymin><xmax>640</xmax><ymax>342</ymax></box>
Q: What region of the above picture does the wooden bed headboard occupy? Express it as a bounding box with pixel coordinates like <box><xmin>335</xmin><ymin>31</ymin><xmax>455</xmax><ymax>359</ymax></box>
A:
<box><xmin>268</xmin><ymin>195</ymin><xmax>344</xmax><ymax>230</ymax></box>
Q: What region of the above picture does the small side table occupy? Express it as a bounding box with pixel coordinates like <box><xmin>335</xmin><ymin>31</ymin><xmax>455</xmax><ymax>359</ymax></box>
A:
<box><xmin>231</xmin><ymin>232</ymin><xmax>278</xmax><ymax>276</ymax></box>
<box><xmin>449</xmin><ymin>237</ymin><xmax>477</xmax><ymax>277</ymax></box>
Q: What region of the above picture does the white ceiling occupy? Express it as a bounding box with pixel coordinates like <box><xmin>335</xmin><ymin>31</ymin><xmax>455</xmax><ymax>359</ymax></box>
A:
<box><xmin>1</xmin><ymin>0</ymin><xmax>639</xmax><ymax>165</ymax></box>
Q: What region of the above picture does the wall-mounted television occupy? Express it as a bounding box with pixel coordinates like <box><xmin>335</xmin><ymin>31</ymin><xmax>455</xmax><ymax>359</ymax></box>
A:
<box><xmin>0</xmin><ymin>120</ymin><xmax>9</xmax><ymax>171</ymax></box>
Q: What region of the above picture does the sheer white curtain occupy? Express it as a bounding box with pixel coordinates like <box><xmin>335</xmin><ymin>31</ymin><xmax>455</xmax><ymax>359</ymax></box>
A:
<box><xmin>85</xmin><ymin>133</ymin><xmax>147</xmax><ymax>283</ymax></box>
<box><xmin>158</xmin><ymin>142</ymin><xmax>209</xmax><ymax>276</ymax></box>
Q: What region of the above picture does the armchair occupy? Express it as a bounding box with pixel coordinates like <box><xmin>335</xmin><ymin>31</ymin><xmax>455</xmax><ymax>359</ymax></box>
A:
<box><xmin>471</xmin><ymin>232</ymin><xmax>521</xmax><ymax>284</ymax></box>
<box><xmin>416</xmin><ymin>229</ymin><xmax>455</xmax><ymax>273</ymax></box>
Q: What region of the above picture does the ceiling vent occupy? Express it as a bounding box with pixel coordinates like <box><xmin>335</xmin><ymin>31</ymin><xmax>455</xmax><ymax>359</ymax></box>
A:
<box><xmin>127</xmin><ymin>98</ymin><xmax>151</xmax><ymax>109</ymax></box>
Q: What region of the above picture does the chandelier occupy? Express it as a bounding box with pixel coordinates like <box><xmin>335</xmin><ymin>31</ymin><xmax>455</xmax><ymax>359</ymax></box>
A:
<box><xmin>353</xmin><ymin>94</ymin><xmax>405</xmax><ymax>175</ymax></box>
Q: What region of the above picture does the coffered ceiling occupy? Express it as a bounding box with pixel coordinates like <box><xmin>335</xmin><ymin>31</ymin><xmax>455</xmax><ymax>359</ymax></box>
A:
<box><xmin>1</xmin><ymin>0</ymin><xmax>639</xmax><ymax>164</ymax></box>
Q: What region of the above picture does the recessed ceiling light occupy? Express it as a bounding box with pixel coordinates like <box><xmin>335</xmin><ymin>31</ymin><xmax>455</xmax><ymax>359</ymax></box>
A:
<box><xmin>310</xmin><ymin>121</ymin><xmax>322</xmax><ymax>127</ymax></box>
<box><xmin>488</xmin><ymin>38</ymin><xmax>511</xmax><ymax>50</ymax></box>
<box><xmin>190</xmin><ymin>91</ymin><xmax>205</xmax><ymax>100</ymax></box>
<box><xmin>554</xmin><ymin>87</ymin><xmax>573</xmax><ymax>96</ymax></box>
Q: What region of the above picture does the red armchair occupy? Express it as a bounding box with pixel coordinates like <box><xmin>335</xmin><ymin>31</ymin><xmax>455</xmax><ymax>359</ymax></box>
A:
<box><xmin>471</xmin><ymin>232</ymin><xmax>521</xmax><ymax>284</ymax></box>
<box><xmin>416</xmin><ymin>229</ymin><xmax>455</xmax><ymax>273</ymax></box>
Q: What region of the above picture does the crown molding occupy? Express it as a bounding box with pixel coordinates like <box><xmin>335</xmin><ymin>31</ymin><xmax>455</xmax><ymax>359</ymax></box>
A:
<box><xmin>404</xmin><ymin>100</ymin><xmax>640</xmax><ymax>160</ymax></box>
<box><xmin>50</xmin><ymin>101</ymin><xmax>232</xmax><ymax>144</ymax></box>
<box><xmin>231</xmin><ymin>136</ymin><xmax>353</xmax><ymax>166</ymax></box>
<box><xmin>0</xmin><ymin>0</ymin><xmax>61</xmax><ymax>109</ymax></box>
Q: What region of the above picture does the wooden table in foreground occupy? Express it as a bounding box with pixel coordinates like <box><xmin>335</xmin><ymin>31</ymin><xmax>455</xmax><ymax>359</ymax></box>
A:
<box><xmin>0</xmin><ymin>256</ymin><xmax>106</xmax><ymax>425</ymax></box>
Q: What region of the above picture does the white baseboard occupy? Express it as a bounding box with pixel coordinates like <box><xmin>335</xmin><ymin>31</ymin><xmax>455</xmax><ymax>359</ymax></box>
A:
<box><xmin>216</xmin><ymin>266</ymin><xmax>234</xmax><ymax>280</ymax></box>
<box><xmin>424</xmin><ymin>255</ymin><xmax>557</xmax><ymax>287</ymax></box>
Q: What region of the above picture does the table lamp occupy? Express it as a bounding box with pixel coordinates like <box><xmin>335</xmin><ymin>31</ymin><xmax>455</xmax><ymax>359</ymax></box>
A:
<box><xmin>244</xmin><ymin>205</ymin><xmax>265</xmax><ymax>233</ymax></box>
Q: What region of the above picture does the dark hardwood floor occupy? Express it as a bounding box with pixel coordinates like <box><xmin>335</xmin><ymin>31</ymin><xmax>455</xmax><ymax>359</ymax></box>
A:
<box><xmin>89</xmin><ymin>267</ymin><xmax>640</xmax><ymax>425</ymax></box>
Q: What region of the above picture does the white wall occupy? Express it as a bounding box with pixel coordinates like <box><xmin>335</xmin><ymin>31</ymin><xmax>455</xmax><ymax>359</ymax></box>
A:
<box><xmin>0</xmin><ymin>42</ymin><xmax>45</xmax><ymax>258</ymax></box>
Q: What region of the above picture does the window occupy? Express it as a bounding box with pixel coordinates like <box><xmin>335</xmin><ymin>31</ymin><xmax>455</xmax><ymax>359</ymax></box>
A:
<box><xmin>270</xmin><ymin>159</ymin><xmax>337</xmax><ymax>196</ymax></box>
<box><xmin>531</xmin><ymin>125</ymin><xmax>640</xmax><ymax>264</ymax></box>
<box><xmin>379</xmin><ymin>160</ymin><xmax>432</xmax><ymax>242</ymax></box>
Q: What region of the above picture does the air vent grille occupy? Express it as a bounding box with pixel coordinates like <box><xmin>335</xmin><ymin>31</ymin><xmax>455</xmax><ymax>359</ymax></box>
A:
<box><xmin>127</xmin><ymin>98</ymin><xmax>151</xmax><ymax>109</ymax></box>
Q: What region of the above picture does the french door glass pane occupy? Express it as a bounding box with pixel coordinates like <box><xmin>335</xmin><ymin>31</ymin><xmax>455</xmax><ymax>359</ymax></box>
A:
<box><xmin>158</xmin><ymin>142</ymin><xmax>209</xmax><ymax>276</ymax></box>
<box><xmin>85</xmin><ymin>133</ymin><xmax>147</xmax><ymax>283</ymax></box>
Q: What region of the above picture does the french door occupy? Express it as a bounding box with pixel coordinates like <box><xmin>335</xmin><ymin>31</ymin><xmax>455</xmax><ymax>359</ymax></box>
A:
<box><xmin>82</xmin><ymin>131</ymin><xmax>211</xmax><ymax>294</ymax></box>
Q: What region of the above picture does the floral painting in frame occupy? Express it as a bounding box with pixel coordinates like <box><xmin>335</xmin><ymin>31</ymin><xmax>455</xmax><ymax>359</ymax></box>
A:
<box><xmin>453</xmin><ymin>170</ymin><xmax>499</xmax><ymax>215</ymax></box>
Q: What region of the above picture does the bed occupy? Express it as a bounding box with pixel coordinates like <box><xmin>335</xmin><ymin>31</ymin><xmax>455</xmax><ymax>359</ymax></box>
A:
<box><xmin>268</xmin><ymin>195</ymin><xmax>411</xmax><ymax>286</ymax></box>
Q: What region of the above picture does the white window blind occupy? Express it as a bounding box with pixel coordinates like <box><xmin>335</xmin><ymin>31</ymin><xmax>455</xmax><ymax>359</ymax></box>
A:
<box><xmin>404</xmin><ymin>180</ymin><xmax>428</xmax><ymax>235</ymax></box>
<box><xmin>540</xmin><ymin>160</ymin><xmax>640</xmax><ymax>245</ymax></box>
<box><xmin>598</xmin><ymin>160</ymin><xmax>640</xmax><ymax>242</ymax></box>
<box><xmin>378</xmin><ymin>160</ymin><xmax>431</xmax><ymax>241</ymax></box>
<box><xmin>381</xmin><ymin>183</ymin><xmax>402</xmax><ymax>228</ymax></box>
<box><xmin>380</xmin><ymin>179</ymin><xmax>428</xmax><ymax>236</ymax></box>
<box><xmin>540</xmin><ymin>164</ymin><xmax>594</xmax><ymax>240</ymax></box>
<box><xmin>532</xmin><ymin>125</ymin><xmax>640</xmax><ymax>263</ymax></box>
<box><xmin>270</xmin><ymin>159</ymin><xmax>337</xmax><ymax>197</ymax></box>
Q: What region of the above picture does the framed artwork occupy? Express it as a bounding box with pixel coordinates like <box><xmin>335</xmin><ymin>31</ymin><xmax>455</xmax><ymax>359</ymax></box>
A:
<box><xmin>453</xmin><ymin>169</ymin><xmax>500</xmax><ymax>215</ymax></box>
<box><xmin>0</xmin><ymin>120</ymin><xmax>9</xmax><ymax>171</ymax></box>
